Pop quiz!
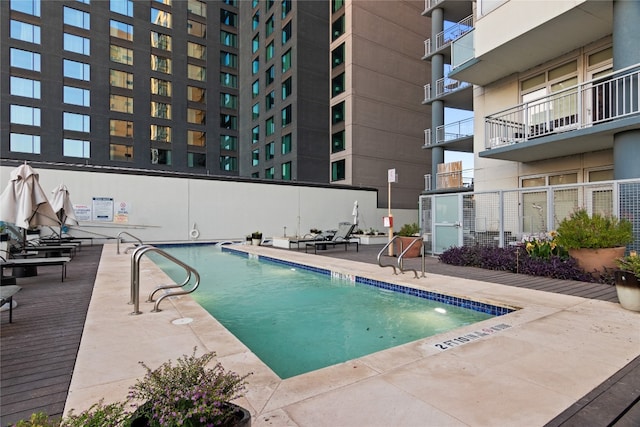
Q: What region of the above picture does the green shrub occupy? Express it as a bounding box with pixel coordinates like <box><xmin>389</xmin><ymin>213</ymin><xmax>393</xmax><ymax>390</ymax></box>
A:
<box><xmin>556</xmin><ymin>209</ymin><xmax>633</xmax><ymax>249</ymax></box>
<box><xmin>397</xmin><ymin>222</ymin><xmax>420</xmax><ymax>237</ymax></box>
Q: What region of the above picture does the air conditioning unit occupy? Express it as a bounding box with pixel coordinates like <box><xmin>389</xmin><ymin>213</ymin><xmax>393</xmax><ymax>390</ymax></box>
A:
<box><xmin>151</xmin><ymin>148</ymin><xmax>159</xmax><ymax>164</ymax></box>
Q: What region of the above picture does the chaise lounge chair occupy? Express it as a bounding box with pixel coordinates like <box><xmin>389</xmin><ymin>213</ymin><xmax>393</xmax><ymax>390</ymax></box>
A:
<box><xmin>305</xmin><ymin>223</ymin><xmax>359</xmax><ymax>254</ymax></box>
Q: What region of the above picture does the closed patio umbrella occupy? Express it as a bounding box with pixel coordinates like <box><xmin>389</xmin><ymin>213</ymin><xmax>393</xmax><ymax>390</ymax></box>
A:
<box><xmin>51</xmin><ymin>183</ymin><xmax>79</xmax><ymax>241</ymax></box>
<box><xmin>352</xmin><ymin>200</ymin><xmax>359</xmax><ymax>226</ymax></box>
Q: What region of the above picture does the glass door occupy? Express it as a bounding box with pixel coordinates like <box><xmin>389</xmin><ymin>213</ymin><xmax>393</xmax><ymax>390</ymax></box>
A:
<box><xmin>433</xmin><ymin>194</ymin><xmax>462</xmax><ymax>253</ymax></box>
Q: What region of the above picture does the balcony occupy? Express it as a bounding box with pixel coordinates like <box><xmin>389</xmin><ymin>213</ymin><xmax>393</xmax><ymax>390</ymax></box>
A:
<box><xmin>482</xmin><ymin>65</ymin><xmax>640</xmax><ymax>162</ymax></box>
<box><xmin>423</xmin><ymin>117</ymin><xmax>474</xmax><ymax>151</ymax></box>
<box><xmin>423</xmin><ymin>168</ymin><xmax>474</xmax><ymax>192</ymax></box>
<box><xmin>422</xmin><ymin>0</ymin><xmax>472</xmax><ymax>22</ymax></box>
<box><xmin>423</xmin><ymin>15</ymin><xmax>473</xmax><ymax>62</ymax></box>
<box><xmin>423</xmin><ymin>77</ymin><xmax>472</xmax><ymax>109</ymax></box>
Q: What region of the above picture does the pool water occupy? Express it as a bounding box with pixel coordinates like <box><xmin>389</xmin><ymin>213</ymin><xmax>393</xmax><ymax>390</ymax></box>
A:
<box><xmin>151</xmin><ymin>245</ymin><xmax>496</xmax><ymax>379</ymax></box>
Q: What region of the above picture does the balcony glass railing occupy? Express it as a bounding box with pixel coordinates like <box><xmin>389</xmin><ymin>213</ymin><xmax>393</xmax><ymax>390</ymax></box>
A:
<box><xmin>424</xmin><ymin>15</ymin><xmax>473</xmax><ymax>57</ymax></box>
<box><xmin>485</xmin><ymin>64</ymin><xmax>640</xmax><ymax>149</ymax></box>
<box><xmin>451</xmin><ymin>30</ymin><xmax>474</xmax><ymax>69</ymax></box>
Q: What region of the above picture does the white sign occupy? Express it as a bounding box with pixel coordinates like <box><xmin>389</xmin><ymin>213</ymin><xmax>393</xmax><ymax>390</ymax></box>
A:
<box><xmin>388</xmin><ymin>168</ymin><xmax>397</xmax><ymax>183</ymax></box>
<box><xmin>74</xmin><ymin>204</ymin><xmax>91</xmax><ymax>221</ymax></box>
<box><xmin>92</xmin><ymin>197</ymin><xmax>114</xmax><ymax>221</ymax></box>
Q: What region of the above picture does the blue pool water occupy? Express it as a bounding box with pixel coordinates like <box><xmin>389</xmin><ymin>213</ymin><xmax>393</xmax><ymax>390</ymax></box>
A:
<box><xmin>151</xmin><ymin>245</ymin><xmax>510</xmax><ymax>379</ymax></box>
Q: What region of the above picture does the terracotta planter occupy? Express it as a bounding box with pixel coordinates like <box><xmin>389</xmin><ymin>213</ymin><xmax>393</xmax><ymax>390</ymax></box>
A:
<box><xmin>568</xmin><ymin>246</ymin><xmax>626</xmax><ymax>277</ymax></box>
<box><xmin>394</xmin><ymin>236</ymin><xmax>422</xmax><ymax>258</ymax></box>
<box><xmin>614</xmin><ymin>271</ymin><xmax>640</xmax><ymax>312</ymax></box>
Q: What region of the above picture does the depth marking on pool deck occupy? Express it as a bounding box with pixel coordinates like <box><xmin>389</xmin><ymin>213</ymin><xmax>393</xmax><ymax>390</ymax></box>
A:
<box><xmin>433</xmin><ymin>323</ymin><xmax>512</xmax><ymax>351</ymax></box>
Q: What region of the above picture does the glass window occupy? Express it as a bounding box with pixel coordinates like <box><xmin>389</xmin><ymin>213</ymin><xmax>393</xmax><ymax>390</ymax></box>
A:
<box><xmin>282</xmin><ymin>161</ymin><xmax>292</xmax><ymax>180</ymax></box>
<box><xmin>11</xmin><ymin>105</ymin><xmax>40</xmax><ymax>126</ymax></box>
<box><xmin>154</xmin><ymin>0</ymin><xmax>172</xmax><ymax>5</ymax></box>
<box><xmin>266</xmin><ymin>116</ymin><xmax>275</xmax><ymax>136</ymax></box>
<box><xmin>110</xmin><ymin>143</ymin><xmax>133</xmax><ymax>161</ymax></box>
<box><xmin>110</xmin><ymin>119</ymin><xmax>133</xmax><ymax>137</ymax></box>
<box><xmin>332</xmin><ymin>15</ymin><xmax>344</xmax><ymax>40</ymax></box>
<box><xmin>151</xmin><ymin>8</ymin><xmax>172</xmax><ymax>28</ymax></box>
<box><xmin>188</xmin><ymin>152</ymin><xmax>206</xmax><ymax>168</ymax></box>
<box><xmin>220</xmin><ymin>156</ymin><xmax>237</xmax><ymax>171</ymax></box>
<box><xmin>252</xmin><ymin>11</ymin><xmax>259</xmax><ymax>30</ymax></box>
<box><xmin>251</xmin><ymin>172</ymin><xmax>259</xmax><ymax>178</ymax></box>
<box><xmin>220</xmin><ymin>114</ymin><xmax>237</xmax><ymax>129</ymax></box>
<box><xmin>266</xmin><ymin>41</ymin><xmax>274</xmax><ymax>61</ymax></box>
<box><xmin>110</xmin><ymin>20</ymin><xmax>134</xmax><ymax>41</ymax></box>
<box><xmin>282</xmin><ymin>77</ymin><xmax>292</xmax><ymax>99</ymax></box>
<box><xmin>266</xmin><ymin>16</ymin><xmax>274</xmax><ymax>37</ymax></box>
<box><xmin>281</xmin><ymin>134</ymin><xmax>291</xmax><ymax>154</ymax></box>
<box><xmin>332</xmin><ymin>101</ymin><xmax>345</xmax><ymax>124</ymax></box>
<box><xmin>63</xmin><ymin>112</ymin><xmax>90</xmax><ymax>132</ymax></box>
<box><xmin>252</xmin><ymin>126</ymin><xmax>259</xmax><ymax>143</ymax></box>
<box><xmin>223</xmin><ymin>0</ymin><xmax>237</xmax><ymax>6</ymax></box>
<box><xmin>221</xmin><ymin>9</ymin><xmax>237</xmax><ymax>27</ymax></box>
<box><xmin>221</xmin><ymin>30</ymin><xmax>237</xmax><ymax>47</ymax></box>
<box><xmin>64</xmin><ymin>6</ymin><xmax>90</xmax><ymax>29</ymax></box>
<box><xmin>188</xmin><ymin>64</ymin><xmax>206</xmax><ymax>81</ymax></box>
<box><xmin>332</xmin><ymin>0</ymin><xmax>344</xmax><ymax>13</ymax></box>
<box><xmin>265</xmin><ymin>167</ymin><xmax>274</xmax><ymax>179</ymax></box>
<box><xmin>187</xmin><ymin>42</ymin><xmax>206</xmax><ymax>60</ymax></box>
<box><xmin>64</xmin><ymin>59</ymin><xmax>89</xmax><ymax>80</ymax></box>
<box><xmin>252</xmin><ymin>80</ymin><xmax>260</xmax><ymax>98</ymax></box>
<box><xmin>221</xmin><ymin>51</ymin><xmax>237</xmax><ymax>68</ymax></box>
<box><xmin>64</xmin><ymin>33</ymin><xmax>90</xmax><ymax>55</ymax></box>
<box><xmin>151</xmin><ymin>54</ymin><xmax>172</xmax><ymax>74</ymax></box>
<box><xmin>63</xmin><ymin>138</ymin><xmax>90</xmax><ymax>158</ymax></box>
<box><xmin>11</xmin><ymin>20</ymin><xmax>41</xmax><ymax>44</ymax></box>
<box><xmin>282</xmin><ymin>0</ymin><xmax>291</xmax><ymax>18</ymax></box>
<box><xmin>110</xmin><ymin>0</ymin><xmax>133</xmax><ymax>17</ymax></box>
<box><xmin>151</xmin><ymin>148</ymin><xmax>171</xmax><ymax>165</ymax></box>
<box><xmin>252</xmin><ymin>149</ymin><xmax>259</xmax><ymax>166</ymax></box>
<box><xmin>220</xmin><ymin>93</ymin><xmax>237</xmax><ymax>109</ymax></box>
<box><xmin>187</xmin><ymin>0</ymin><xmax>206</xmax><ymax>17</ymax></box>
<box><xmin>332</xmin><ymin>43</ymin><xmax>345</xmax><ymax>68</ymax></box>
<box><xmin>267</xmin><ymin>0</ymin><xmax>274</xmax><ymax>9</ymax></box>
<box><xmin>252</xmin><ymin>34</ymin><xmax>260</xmax><ymax>53</ymax></box>
<box><xmin>10</xmin><ymin>133</ymin><xmax>41</xmax><ymax>154</ymax></box>
<box><xmin>150</xmin><ymin>78</ymin><xmax>171</xmax><ymax>96</ymax></box>
<box><xmin>266</xmin><ymin>142</ymin><xmax>275</xmax><ymax>160</ymax></box>
<box><xmin>110</xmin><ymin>45</ymin><xmax>133</xmax><ymax>65</ymax></box>
<box><xmin>332</xmin><ymin>73</ymin><xmax>345</xmax><ymax>97</ymax></box>
<box><xmin>187</xmin><ymin>108</ymin><xmax>206</xmax><ymax>124</ymax></box>
<box><xmin>282</xmin><ymin>49</ymin><xmax>291</xmax><ymax>72</ymax></box>
<box><xmin>11</xmin><ymin>0</ymin><xmax>41</xmax><ymax>16</ymax></box>
<box><xmin>11</xmin><ymin>48</ymin><xmax>41</xmax><ymax>71</ymax></box>
<box><xmin>252</xmin><ymin>57</ymin><xmax>260</xmax><ymax>74</ymax></box>
<box><xmin>332</xmin><ymin>130</ymin><xmax>345</xmax><ymax>153</ymax></box>
<box><xmin>220</xmin><ymin>135</ymin><xmax>237</xmax><ymax>151</ymax></box>
<box><xmin>151</xmin><ymin>32</ymin><xmax>172</xmax><ymax>50</ymax></box>
<box><xmin>281</xmin><ymin>105</ymin><xmax>292</xmax><ymax>127</ymax></box>
<box><xmin>110</xmin><ymin>69</ymin><xmax>133</xmax><ymax>89</ymax></box>
<box><xmin>187</xmin><ymin>130</ymin><xmax>206</xmax><ymax>146</ymax></box>
<box><xmin>151</xmin><ymin>101</ymin><xmax>171</xmax><ymax>119</ymax></box>
<box><xmin>331</xmin><ymin>159</ymin><xmax>345</xmax><ymax>181</ymax></box>
<box><xmin>110</xmin><ymin>94</ymin><xmax>133</xmax><ymax>113</ymax></box>
<box><xmin>282</xmin><ymin>21</ymin><xmax>291</xmax><ymax>44</ymax></box>
<box><xmin>187</xmin><ymin>86</ymin><xmax>206</xmax><ymax>102</ymax></box>
<box><xmin>187</xmin><ymin>20</ymin><xmax>206</xmax><ymax>37</ymax></box>
<box><xmin>10</xmin><ymin>76</ymin><xmax>40</xmax><ymax>99</ymax></box>
<box><xmin>265</xmin><ymin>91</ymin><xmax>275</xmax><ymax>110</ymax></box>
<box><xmin>266</xmin><ymin>66</ymin><xmax>275</xmax><ymax>85</ymax></box>
<box><xmin>252</xmin><ymin>103</ymin><xmax>259</xmax><ymax>120</ymax></box>
<box><xmin>63</xmin><ymin>86</ymin><xmax>90</xmax><ymax>106</ymax></box>
<box><xmin>220</xmin><ymin>72</ymin><xmax>237</xmax><ymax>88</ymax></box>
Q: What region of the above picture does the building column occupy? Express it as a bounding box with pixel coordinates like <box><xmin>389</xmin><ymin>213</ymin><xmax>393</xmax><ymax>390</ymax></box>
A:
<box><xmin>430</xmin><ymin>7</ymin><xmax>445</xmax><ymax>189</ymax></box>
<box><xmin>612</xmin><ymin>0</ymin><xmax>640</xmax><ymax>179</ymax></box>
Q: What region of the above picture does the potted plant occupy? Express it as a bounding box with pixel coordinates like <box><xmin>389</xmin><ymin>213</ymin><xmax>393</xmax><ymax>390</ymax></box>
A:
<box><xmin>555</xmin><ymin>209</ymin><xmax>633</xmax><ymax>276</ymax></box>
<box><xmin>614</xmin><ymin>252</ymin><xmax>640</xmax><ymax>312</ymax></box>
<box><xmin>395</xmin><ymin>222</ymin><xmax>422</xmax><ymax>258</ymax></box>
<box><xmin>250</xmin><ymin>231</ymin><xmax>262</xmax><ymax>246</ymax></box>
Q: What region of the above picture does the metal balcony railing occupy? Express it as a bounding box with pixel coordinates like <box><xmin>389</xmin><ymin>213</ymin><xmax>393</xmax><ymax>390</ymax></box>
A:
<box><xmin>436</xmin><ymin>169</ymin><xmax>474</xmax><ymax>190</ymax></box>
<box><xmin>424</xmin><ymin>174</ymin><xmax>432</xmax><ymax>191</ymax></box>
<box><xmin>424</xmin><ymin>0</ymin><xmax>444</xmax><ymax>12</ymax></box>
<box><xmin>423</xmin><ymin>128</ymin><xmax>432</xmax><ymax>147</ymax></box>
<box><xmin>424</xmin><ymin>14</ymin><xmax>473</xmax><ymax>57</ymax></box>
<box><xmin>436</xmin><ymin>117</ymin><xmax>474</xmax><ymax>144</ymax></box>
<box><xmin>423</xmin><ymin>77</ymin><xmax>471</xmax><ymax>102</ymax></box>
<box><xmin>485</xmin><ymin>64</ymin><xmax>640</xmax><ymax>149</ymax></box>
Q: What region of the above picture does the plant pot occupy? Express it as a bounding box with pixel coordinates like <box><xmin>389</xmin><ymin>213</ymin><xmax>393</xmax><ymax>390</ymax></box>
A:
<box><xmin>568</xmin><ymin>246</ymin><xmax>626</xmax><ymax>277</ymax></box>
<box><xmin>129</xmin><ymin>401</ymin><xmax>251</xmax><ymax>427</ymax></box>
<box><xmin>614</xmin><ymin>271</ymin><xmax>640</xmax><ymax>312</ymax></box>
<box><xmin>394</xmin><ymin>236</ymin><xmax>422</xmax><ymax>258</ymax></box>
<box><xmin>251</xmin><ymin>238</ymin><xmax>261</xmax><ymax>246</ymax></box>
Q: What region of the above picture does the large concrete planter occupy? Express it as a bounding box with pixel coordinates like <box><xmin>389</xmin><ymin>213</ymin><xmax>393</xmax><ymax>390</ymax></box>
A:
<box><xmin>614</xmin><ymin>271</ymin><xmax>640</xmax><ymax>312</ymax></box>
<box><xmin>568</xmin><ymin>246</ymin><xmax>626</xmax><ymax>277</ymax></box>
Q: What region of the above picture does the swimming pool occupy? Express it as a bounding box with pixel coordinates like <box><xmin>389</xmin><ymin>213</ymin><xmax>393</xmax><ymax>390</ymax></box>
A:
<box><xmin>151</xmin><ymin>245</ymin><xmax>514</xmax><ymax>379</ymax></box>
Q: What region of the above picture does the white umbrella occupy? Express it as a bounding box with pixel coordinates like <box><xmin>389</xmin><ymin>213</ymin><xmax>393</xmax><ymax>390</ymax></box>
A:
<box><xmin>51</xmin><ymin>183</ymin><xmax>79</xmax><ymax>226</ymax></box>
<box><xmin>352</xmin><ymin>200</ymin><xmax>359</xmax><ymax>226</ymax></box>
<box><xmin>0</xmin><ymin>163</ymin><xmax>60</xmax><ymax>247</ymax></box>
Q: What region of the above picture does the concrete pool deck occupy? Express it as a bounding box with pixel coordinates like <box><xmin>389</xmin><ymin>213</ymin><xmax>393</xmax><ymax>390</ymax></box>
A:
<box><xmin>61</xmin><ymin>243</ymin><xmax>640</xmax><ymax>426</ymax></box>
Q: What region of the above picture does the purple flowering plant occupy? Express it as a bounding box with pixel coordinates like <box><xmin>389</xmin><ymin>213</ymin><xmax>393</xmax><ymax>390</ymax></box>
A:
<box><xmin>127</xmin><ymin>348</ymin><xmax>251</xmax><ymax>427</ymax></box>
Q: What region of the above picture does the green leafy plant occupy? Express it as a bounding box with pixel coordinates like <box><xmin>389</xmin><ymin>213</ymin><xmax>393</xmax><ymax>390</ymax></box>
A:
<box><xmin>523</xmin><ymin>231</ymin><xmax>568</xmax><ymax>260</ymax></box>
<box><xmin>12</xmin><ymin>412</ymin><xmax>61</xmax><ymax>427</ymax></box>
<box><xmin>555</xmin><ymin>209</ymin><xmax>633</xmax><ymax>249</ymax></box>
<box><xmin>616</xmin><ymin>252</ymin><xmax>640</xmax><ymax>278</ymax></box>
<box><xmin>60</xmin><ymin>400</ymin><xmax>128</xmax><ymax>427</ymax></box>
<box><xmin>251</xmin><ymin>231</ymin><xmax>262</xmax><ymax>239</ymax></box>
<box><xmin>397</xmin><ymin>222</ymin><xmax>420</xmax><ymax>237</ymax></box>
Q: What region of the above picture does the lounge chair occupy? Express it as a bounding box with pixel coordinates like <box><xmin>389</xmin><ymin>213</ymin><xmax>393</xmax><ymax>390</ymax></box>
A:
<box><xmin>305</xmin><ymin>223</ymin><xmax>359</xmax><ymax>254</ymax></box>
<box><xmin>0</xmin><ymin>256</ymin><xmax>71</xmax><ymax>282</ymax></box>
<box><xmin>1</xmin><ymin>285</ymin><xmax>21</xmax><ymax>323</ymax></box>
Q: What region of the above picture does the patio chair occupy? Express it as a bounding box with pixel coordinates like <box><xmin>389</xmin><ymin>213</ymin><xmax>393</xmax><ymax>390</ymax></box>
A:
<box><xmin>305</xmin><ymin>223</ymin><xmax>359</xmax><ymax>254</ymax></box>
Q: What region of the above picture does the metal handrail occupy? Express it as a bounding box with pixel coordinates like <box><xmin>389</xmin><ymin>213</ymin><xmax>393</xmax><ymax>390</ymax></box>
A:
<box><xmin>377</xmin><ymin>236</ymin><xmax>426</xmax><ymax>278</ymax></box>
<box><xmin>117</xmin><ymin>231</ymin><xmax>143</xmax><ymax>254</ymax></box>
<box><xmin>377</xmin><ymin>236</ymin><xmax>400</xmax><ymax>274</ymax></box>
<box><xmin>129</xmin><ymin>245</ymin><xmax>200</xmax><ymax>314</ymax></box>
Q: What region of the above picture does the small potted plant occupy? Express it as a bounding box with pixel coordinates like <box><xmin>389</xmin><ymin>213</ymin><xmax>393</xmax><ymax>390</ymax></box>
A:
<box><xmin>250</xmin><ymin>231</ymin><xmax>262</xmax><ymax>246</ymax></box>
<box><xmin>395</xmin><ymin>222</ymin><xmax>422</xmax><ymax>258</ymax></box>
<box><xmin>555</xmin><ymin>208</ymin><xmax>633</xmax><ymax>276</ymax></box>
<box><xmin>614</xmin><ymin>252</ymin><xmax>640</xmax><ymax>312</ymax></box>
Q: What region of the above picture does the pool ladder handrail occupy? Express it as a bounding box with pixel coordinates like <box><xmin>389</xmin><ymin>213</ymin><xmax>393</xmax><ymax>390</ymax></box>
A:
<box><xmin>377</xmin><ymin>236</ymin><xmax>426</xmax><ymax>279</ymax></box>
<box><xmin>129</xmin><ymin>245</ymin><xmax>200</xmax><ymax>315</ymax></box>
<box><xmin>117</xmin><ymin>231</ymin><xmax>144</xmax><ymax>254</ymax></box>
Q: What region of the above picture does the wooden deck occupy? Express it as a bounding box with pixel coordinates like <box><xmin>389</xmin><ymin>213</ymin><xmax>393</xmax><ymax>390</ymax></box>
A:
<box><xmin>1</xmin><ymin>243</ymin><xmax>638</xmax><ymax>426</ymax></box>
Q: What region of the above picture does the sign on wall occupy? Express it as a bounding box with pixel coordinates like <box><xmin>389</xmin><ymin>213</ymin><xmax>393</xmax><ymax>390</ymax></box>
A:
<box><xmin>92</xmin><ymin>197</ymin><xmax>114</xmax><ymax>221</ymax></box>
